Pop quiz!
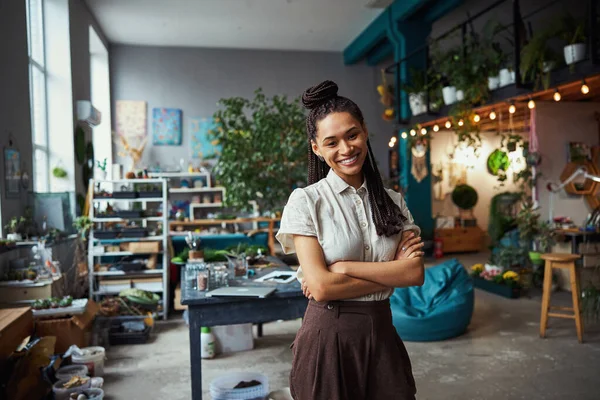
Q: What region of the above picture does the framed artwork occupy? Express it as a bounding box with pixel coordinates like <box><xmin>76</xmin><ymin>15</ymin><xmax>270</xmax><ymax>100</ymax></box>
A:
<box><xmin>190</xmin><ymin>117</ymin><xmax>222</xmax><ymax>159</ymax></box>
<box><xmin>152</xmin><ymin>108</ymin><xmax>182</xmax><ymax>146</ymax></box>
<box><xmin>4</xmin><ymin>147</ymin><xmax>21</xmax><ymax>198</ymax></box>
<box><xmin>116</xmin><ymin>100</ymin><xmax>147</xmax><ymax>138</ymax></box>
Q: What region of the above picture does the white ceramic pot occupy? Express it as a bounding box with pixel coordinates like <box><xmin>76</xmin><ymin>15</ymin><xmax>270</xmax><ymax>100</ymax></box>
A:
<box><xmin>510</xmin><ymin>70</ymin><xmax>516</xmax><ymax>84</ymax></box>
<box><xmin>456</xmin><ymin>90</ymin><xmax>464</xmax><ymax>101</ymax></box>
<box><xmin>488</xmin><ymin>76</ymin><xmax>500</xmax><ymax>90</ymax></box>
<box><xmin>442</xmin><ymin>86</ymin><xmax>457</xmax><ymax>105</ymax></box>
<box><xmin>6</xmin><ymin>233</ymin><xmax>22</xmax><ymax>242</ymax></box>
<box><xmin>499</xmin><ymin>68</ymin><xmax>513</xmax><ymax>87</ymax></box>
<box><xmin>409</xmin><ymin>92</ymin><xmax>427</xmax><ymax>116</ymax></box>
<box><xmin>564</xmin><ymin>43</ymin><xmax>586</xmax><ymax>65</ymax></box>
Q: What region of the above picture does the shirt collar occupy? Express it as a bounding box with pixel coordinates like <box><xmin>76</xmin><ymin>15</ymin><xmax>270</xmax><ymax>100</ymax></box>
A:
<box><xmin>326</xmin><ymin>169</ymin><xmax>368</xmax><ymax>194</ymax></box>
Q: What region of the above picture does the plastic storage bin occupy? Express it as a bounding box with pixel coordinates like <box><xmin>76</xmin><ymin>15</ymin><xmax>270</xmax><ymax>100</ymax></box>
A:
<box><xmin>210</xmin><ymin>372</ymin><xmax>269</xmax><ymax>400</ymax></box>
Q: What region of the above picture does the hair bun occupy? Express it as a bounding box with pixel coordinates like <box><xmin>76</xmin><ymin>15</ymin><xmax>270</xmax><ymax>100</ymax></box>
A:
<box><xmin>302</xmin><ymin>80</ymin><xmax>339</xmax><ymax>110</ymax></box>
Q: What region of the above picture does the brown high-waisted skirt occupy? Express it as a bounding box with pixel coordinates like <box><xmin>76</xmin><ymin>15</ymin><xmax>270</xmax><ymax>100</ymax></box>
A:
<box><xmin>289</xmin><ymin>299</ymin><xmax>416</xmax><ymax>400</ymax></box>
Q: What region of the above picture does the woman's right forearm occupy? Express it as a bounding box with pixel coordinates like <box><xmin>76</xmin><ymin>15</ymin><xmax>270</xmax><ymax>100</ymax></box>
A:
<box><xmin>314</xmin><ymin>272</ymin><xmax>387</xmax><ymax>301</ymax></box>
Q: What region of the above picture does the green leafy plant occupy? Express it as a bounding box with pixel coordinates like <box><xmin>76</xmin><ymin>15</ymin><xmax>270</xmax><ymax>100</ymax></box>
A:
<box><xmin>52</xmin><ymin>166</ymin><xmax>68</xmax><ymax>179</ymax></box>
<box><xmin>520</xmin><ymin>29</ymin><xmax>561</xmax><ymax>90</ymax></box>
<box><xmin>211</xmin><ymin>88</ymin><xmax>307</xmax><ymax>212</ymax></box>
<box><xmin>4</xmin><ymin>216</ymin><xmax>25</xmax><ymax>234</ymax></box>
<box><xmin>73</xmin><ymin>216</ymin><xmax>93</xmax><ymax>239</ymax></box>
<box><xmin>555</xmin><ymin>13</ymin><xmax>586</xmax><ymax>45</ymax></box>
<box><xmin>452</xmin><ymin>184</ymin><xmax>478</xmax><ymax>210</ymax></box>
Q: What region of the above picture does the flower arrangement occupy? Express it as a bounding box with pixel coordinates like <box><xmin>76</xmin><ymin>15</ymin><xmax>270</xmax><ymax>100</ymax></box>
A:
<box><xmin>471</xmin><ymin>264</ymin><xmax>521</xmax><ymax>288</ymax></box>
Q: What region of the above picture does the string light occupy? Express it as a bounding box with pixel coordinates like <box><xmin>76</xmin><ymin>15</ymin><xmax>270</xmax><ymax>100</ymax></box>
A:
<box><xmin>509</xmin><ymin>103</ymin><xmax>516</xmax><ymax>114</ymax></box>
<box><xmin>581</xmin><ymin>80</ymin><xmax>590</xmax><ymax>95</ymax></box>
<box><xmin>391</xmin><ymin>136</ymin><xmax>397</xmax><ymax>143</ymax></box>
<box><xmin>420</xmin><ymin>128</ymin><xmax>427</xmax><ymax>135</ymax></box>
<box><xmin>553</xmin><ymin>89</ymin><xmax>561</xmax><ymax>102</ymax></box>
<box><xmin>489</xmin><ymin>111</ymin><xmax>497</xmax><ymax>120</ymax></box>
<box><xmin>401</xmin><ymin>131</ymin><xmax>407</xmax><ymax>139</ymax></box>
<box><xmin>528</xmin><ymin>98</ymin><xmax>536</xmax><ymax>109</ymax></box>
<box><xmin>473</xmin><ymin>114</ymin><xmax>480</xmax><ymax>123</ymax></box>
<box><xmin>445</xmin><ymin>120</ymin><xmax>452</xmax><ymax>129</ymax></box>
<box><xmin>433</xmin><ymin>124</ymin><xmax>439</xmax><ymax>132</ymax></box>
<box><xmin>388</xmin><ymin>141</ymin><xmax>394</xmax><ymax>148</ymax></box>
<box><xmin>458</xmin><ymin>119</ymin><xmax>464</xmax><ymax>127</ymax></box>
<box><xmin>410</xmin><ymin>129</ymin><xmax>416</xmax><ymax>136</ymax></box>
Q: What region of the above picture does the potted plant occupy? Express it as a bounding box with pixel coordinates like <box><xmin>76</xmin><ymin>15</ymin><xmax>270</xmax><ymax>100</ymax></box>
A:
<box><xmin>401</xmin><ymin>68</ymin><xmax>429</xmax><ymax>116</ymax></box>
<box><xmin>470</xmin><ymin>263</ymin><xmax>521</xmax><ymax>298</ymax></box>
<box><xmin>556</xmin><ymin>14</ymin><xmax>586</xmax><ymax>65</ymax></box>
<box><xmin>431</xmin><ymin>45</ymin><xmax>460</xmax><ymax>105</ymax></box>
<box><xmin>3</xmin><ymin>216</ymin><xmax>25</xmax><ymax>242</ymax></box>
<box><xmin>451</xmin><ymin>184</ymin><xmax>478</xmax><ymax>220</ymax></box>
<box><xmin>520</xmin><ymin>29</ymin><xmax>561</xmax><ymax>90</ymax></box>
<box><xmin>478</xmin><ymin>19</ymin><xmax>508</xmax><ymax>90</ymax></box>
<box><xmin>52</xmin><ymin>166</ymin><xmax>68</xmax><ymax>179</ymax></box>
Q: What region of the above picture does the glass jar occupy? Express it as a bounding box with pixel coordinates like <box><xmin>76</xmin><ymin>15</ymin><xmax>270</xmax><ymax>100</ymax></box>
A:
<box><xmin>184</xmin><ymin>263</ymin><xmax>198</xmax><ymax>290</ymax></box>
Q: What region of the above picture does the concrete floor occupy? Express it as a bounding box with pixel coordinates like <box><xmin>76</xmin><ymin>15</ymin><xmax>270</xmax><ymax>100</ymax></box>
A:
<box><xmin>102</xmin><ymin>254</ymin><xmax>600</xmax><ymax>400</ymax></box>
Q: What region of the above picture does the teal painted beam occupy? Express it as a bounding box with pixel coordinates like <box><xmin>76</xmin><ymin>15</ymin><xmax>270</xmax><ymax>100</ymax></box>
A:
<box><xmin>366</xmin><ymin>40</ymin><xmax>394</xmax><ymax>66</ymax></box>
<box><xmin>423</xmin><ymin>0</ymin><xmax>465</xmax><ymax>23</ymax></box>
<box><xmin>343</xmin><ymin>0</ymin><xmax>427</xmax><ymax>66</ymax></box>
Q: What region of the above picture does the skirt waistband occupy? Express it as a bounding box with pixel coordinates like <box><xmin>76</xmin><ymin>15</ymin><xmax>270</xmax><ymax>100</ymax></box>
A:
<box><xmin>309</xmin><ymin>299</ymin><xmax>390</xmax><ymax>314</ymax></box>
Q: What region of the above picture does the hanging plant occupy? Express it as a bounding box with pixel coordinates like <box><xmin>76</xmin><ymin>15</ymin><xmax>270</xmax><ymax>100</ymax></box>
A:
<box><xmin>487</xmin><ymin>149</ymin><xmax>510</xmax><ymax>177</ymax></box>
<box><xmin>452</xmin><ymin>184</ymin><xmax>479</xmax><ymax>210</ymax></box>
<box><xmin>52</xmin><ymin>166</ymin><xmax>68</xmax><ymax>179</ymax></box>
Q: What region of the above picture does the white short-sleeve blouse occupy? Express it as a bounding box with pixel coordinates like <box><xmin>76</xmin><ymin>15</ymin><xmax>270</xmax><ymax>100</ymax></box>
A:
<box><xmin>275</xmin><ymin>169</ymin><xmax>421</xmax><ymax>301</ymax></box>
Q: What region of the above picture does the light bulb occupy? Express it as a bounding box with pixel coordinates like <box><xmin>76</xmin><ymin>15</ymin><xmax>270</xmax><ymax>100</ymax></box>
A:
<box><xmin>401</xmin><ymin>131</ymin><xmax>407</xmax><ymax>139</ymax></box>
<box><xmin>410</xmin><ymin>129</ymin><xmax>416</xmax><ymax>136</ymax></box>
<box><xmin>445</xmin><ymin>121</ymin><xmax>452</xmax><ymax>129</ymax></box>
<box><xmin>581</xmin><ymin>81</ymin><xmax>590</xmax><ymax>95</ymax></box>
<box><xmin>391</xmin><ymin>136</ymin><xmax>397</xmax><ymax>143</ymax></box>
<box><xmin>433</xmin><ymin>124</ymin><xmax>439</xmax><ymax>132</ymax></box>
<box><xmin>489</xmin><ymin>111</ymin><xmax>497</xmax><ymax>120</ymax></box>
<box><xmin>528</xmin><ymin>99</ymin><xmax>535</xmax><ymax>109</ymax></box>
<box><xmin>473</xmin><ymin>114</ymin><xmax>480</xmax><ymax>123</ymax></box>
<box><xmin>420</xmin><ymin>128</ymin><xmax>427</xmax><ymax>135</ymax></box>
<box><xmin>458</xmin><ymin>119</ymin><xmax>464</xmax><ymax>127</ymax></box>
<box><xmin>553</xmin><ymin>89</ymin><xmax>561</xmax><ymax>102</ymax></box>
<box><xmin>388</xmin><ymin>141</ymin><xmax>394</xmax><ymax>148</ymax></box>
<box><xmin>509</xmin><ymin>104</ymin><xmax>516</xmax><ymax>114</ymax></box>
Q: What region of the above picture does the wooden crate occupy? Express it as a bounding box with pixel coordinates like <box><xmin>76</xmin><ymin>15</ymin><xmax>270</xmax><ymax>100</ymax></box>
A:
<box><xmin>435</xmin><ymin>226</ymin><xmax>484</xmax><ymax>253</ymax></box>
<box><xmin>174</xmin><ymin>284</ymin><xmax>187</xmax><ymax>311</ymax></box>
<box><xmin>0</xmin><ymin>307</ymin><xmax>33</xmax><ymax>365</ymax></box>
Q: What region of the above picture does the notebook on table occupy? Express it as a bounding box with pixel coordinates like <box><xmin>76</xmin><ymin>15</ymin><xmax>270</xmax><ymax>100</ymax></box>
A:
<box><xmin>205</xmin><ymin>286</ymin><xmax>276</xmax><ymax>298</ymax></box>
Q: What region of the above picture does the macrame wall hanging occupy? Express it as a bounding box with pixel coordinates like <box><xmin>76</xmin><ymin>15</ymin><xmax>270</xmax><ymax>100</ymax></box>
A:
<box><xmin>411</xmin><ymin>142</ymin><xmax>428</xmax><ymax>183</ymax></box>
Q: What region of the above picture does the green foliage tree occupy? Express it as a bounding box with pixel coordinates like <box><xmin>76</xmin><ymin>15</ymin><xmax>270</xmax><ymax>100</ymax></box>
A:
<box><xmin>211</xmin><ymin>89</ymin><xmax>307</xmax><ymax>212</ymax></box>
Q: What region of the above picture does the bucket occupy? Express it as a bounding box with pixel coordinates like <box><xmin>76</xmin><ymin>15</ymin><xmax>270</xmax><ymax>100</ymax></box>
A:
<box><xmin>71</xmin><ymin>347</ymin><xmax>106</xmax><ymax>377</ymax></box>
<box><xmin>56</xmin><ymin>364</ymin><xmax>89</xmax><ymax>381</ymax></box>
<box><xmin>52</xmin><ymin>378</ymin><xmax>91</xmax><ymax>400</ymax></box>
<box><xmin>210</xmin><ymin>372</ymin><xmax>269</xmax><ymax>400</ymax></box>
<box><xmin>82</xmin><ymin>388</ymin><xmax>105</xmax><ymax>400</ymax></box>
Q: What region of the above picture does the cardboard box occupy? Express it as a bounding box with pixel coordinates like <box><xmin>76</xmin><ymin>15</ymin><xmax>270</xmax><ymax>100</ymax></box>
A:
<box><xmin>122</xmin><ymin>241</ymin><xmax>162</xmax><ymax>254</ymax></box>
<box><xmin>174</xmin><ymin>284</ymin><xmax>186</xmax><ymax>311</ymax></box>
<box><xmin>0</xmin><ymin>307</ymin><xmax>33</xmax><ymax>372</ymax></box>
<box><xmin>35</xmin><ymin>300</ymin><xmax>99</xmax><ymax>353</ymax></box>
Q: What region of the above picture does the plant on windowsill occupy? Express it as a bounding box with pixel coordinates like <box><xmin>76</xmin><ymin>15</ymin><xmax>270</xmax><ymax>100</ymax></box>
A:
<box><xmin>3</xmin><ymin>216</ymin><xmax>25</xmax><ymax>242</ymax></box>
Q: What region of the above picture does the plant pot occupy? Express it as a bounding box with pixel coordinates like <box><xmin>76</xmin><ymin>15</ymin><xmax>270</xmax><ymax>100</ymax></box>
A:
<box><xmin>473</xmin><ymin>277</ymin><xmax>520</xmax><ymax>298</ymax></box>
<box><xmin>485</xmin><ymin>263</ymin><xmax>504</xmax><ymax>274</ymax></box>
<box><xmin>529</xmin><ymin>251</ymin><xmax>544</xmax><ymax>266</ymax></box>
<box><xmin>409</xmin><ymin>92</ymin><xmax>427</xmax><ymax>116</ymax></box>
<box><xmin>563</xmin><ymin>43</ymin><xmax>586</xmax><ymax>65</ymax></box>
<box><xmin>499</xmin><ymin>68</ymin><xmax>513</xmax><ymax>87</ymax></box>
<box><xmin>6</xmin><ymin>233</ymin><xmax>22</xmax><ymax>242</ymax></box>
<box><xmin>455</xmin><ymin>90</ymin><xmax>464</xmax><ymax>101</ymax></box>
<box><xmin>488</xmin><ymin>76</ymin><xmax>500</xmax><ymax>90</ymax></box>
<box><xmin>442</xmin><ymin>86</ymin><xmax>457</xmax><ymax>105</ymax></box>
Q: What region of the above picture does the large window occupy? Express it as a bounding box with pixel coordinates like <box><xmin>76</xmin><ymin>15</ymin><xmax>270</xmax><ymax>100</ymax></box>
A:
<box><xmin>26</xmin><ymin>0</ymin><xmax>50</xmax><ymax>192</ymax></box>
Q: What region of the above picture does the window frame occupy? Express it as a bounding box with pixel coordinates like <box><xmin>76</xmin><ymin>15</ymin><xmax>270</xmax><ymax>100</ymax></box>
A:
<box><xmin>26</xmin><ymin>0</ymin><xmax>50</xmax><ymax>193</ymax></box>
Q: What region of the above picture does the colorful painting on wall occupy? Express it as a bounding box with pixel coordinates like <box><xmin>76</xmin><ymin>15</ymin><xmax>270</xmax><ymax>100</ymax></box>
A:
<box><xmin>152</xmin><ymin>108</ymin><xmax>182</xmax><ymax>146</ymax></box>
<box><xmin>116</xmin><ymin>100</ymin><xmax>147</xmax><ymax>138</ymax></box>
<box><xmin>189</xmin><ymin>117</ymin><xmax>222</xmax><ymax>159</ymax></box>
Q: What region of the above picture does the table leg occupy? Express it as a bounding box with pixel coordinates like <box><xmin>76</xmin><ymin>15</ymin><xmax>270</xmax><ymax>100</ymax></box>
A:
<box><xmin>571</xmin><ymin>236</ymin><xmax>577</xmax><ymax>254</ymax></box>
<box><xmin>188</xmin><ymin>307</ymin><xmax>203</xmax><ymax>400</ymax></box>
<box><xmin>257</xmin><ymin>323</ymin><xmax>263</xmax><ymax>338</ymax></box>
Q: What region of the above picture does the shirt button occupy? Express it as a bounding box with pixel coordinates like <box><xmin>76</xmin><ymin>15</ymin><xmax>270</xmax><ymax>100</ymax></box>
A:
<box><xmin>365</xmin><ymin>245</ymin><xmax>370</xmax><ymax>251</ymax></box>
<box><xmin>355</xmin><ymin>199</ymin><xmax>361</xmax><ymax>206</ymax></box>
<box><xmin>327</xmin><ymin>304</ymin><xmax>334</xmax><ymax>310</ymax></box>
<box><xmin>361</xmin><ymin>222</ymin><xmax>367</xmax><ymax>228</ymax></box>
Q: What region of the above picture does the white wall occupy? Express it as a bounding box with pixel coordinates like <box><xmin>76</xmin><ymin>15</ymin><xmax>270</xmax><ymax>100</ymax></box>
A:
<box><xmin>535</xmin><ymin>102</ymin><xmax>600</xmax><ymax>224</ymax></box>
<box><xmin>430</xmin><ymin>129</ymin><xmax>526</xmax><ymax>231</ymax></box>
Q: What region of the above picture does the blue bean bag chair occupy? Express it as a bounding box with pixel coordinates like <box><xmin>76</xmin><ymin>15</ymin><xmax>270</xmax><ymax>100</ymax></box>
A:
<box><xmin>390</xmin><ymin>258</ymin><xmax>474</xmax><ymax>342</ymax></box>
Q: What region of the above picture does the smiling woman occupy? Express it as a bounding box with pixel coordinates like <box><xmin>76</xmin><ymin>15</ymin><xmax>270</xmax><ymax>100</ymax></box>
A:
<box><xmin>276</xmin><ymin>80</ymin><xmax>424</xmax><ymax>400</ymax></box>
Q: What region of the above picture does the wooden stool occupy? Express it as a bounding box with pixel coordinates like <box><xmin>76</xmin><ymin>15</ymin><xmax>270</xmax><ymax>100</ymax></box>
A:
<box><xmin>539</xmin><ymin>253</ymin><xmax>583</xmax><ymax>343</ymax></box>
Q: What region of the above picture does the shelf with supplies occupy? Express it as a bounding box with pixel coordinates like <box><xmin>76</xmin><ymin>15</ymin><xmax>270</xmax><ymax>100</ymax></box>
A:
<box><xmin>88</xmin><ymin>178</ymin><xmax>170</xmax><ymax>320</ymax></box>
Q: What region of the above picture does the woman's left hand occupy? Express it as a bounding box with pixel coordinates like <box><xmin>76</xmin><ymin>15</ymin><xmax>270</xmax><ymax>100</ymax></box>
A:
<box><xmin>301</xmin><ymin>279</ymin><xmax>313</xmax><ymax>300</ymax></box>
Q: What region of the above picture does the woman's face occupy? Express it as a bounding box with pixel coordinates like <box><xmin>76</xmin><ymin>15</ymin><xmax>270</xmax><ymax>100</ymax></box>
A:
<box><xmin>311</xmin><ymin>112</ymin><xmax>368</xmax><ymax>185</ymax></box>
